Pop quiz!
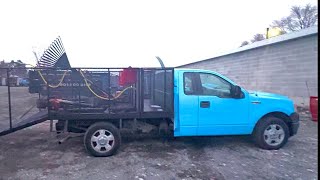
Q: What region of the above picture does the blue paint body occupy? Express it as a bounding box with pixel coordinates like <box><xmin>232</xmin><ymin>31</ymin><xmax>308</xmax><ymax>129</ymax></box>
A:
<box><xmin>173</xmin><ymin>69</ymin><xmax>295</xmax><ymax>137</ymax></box>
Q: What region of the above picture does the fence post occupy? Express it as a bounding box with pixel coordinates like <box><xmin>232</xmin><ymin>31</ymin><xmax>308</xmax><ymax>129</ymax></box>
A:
<box><xmin>6</xmin><ymin>68</ymin><xmax>12</xmax><ymax>129</ymax></box>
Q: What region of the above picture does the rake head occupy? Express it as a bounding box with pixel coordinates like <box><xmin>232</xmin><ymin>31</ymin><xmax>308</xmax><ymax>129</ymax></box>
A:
<box><xmin>37</xmin><ymin>36</ymin><xmax>71</xmax><ymax>69</ymax></box>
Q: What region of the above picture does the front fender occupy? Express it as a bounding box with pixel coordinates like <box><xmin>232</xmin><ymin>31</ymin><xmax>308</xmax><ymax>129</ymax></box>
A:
<box><xmin>250</xmin><ymin>103</ymin><xmax>294</xmax><ymax>126</ymax></box>
<box><xmin>256</xmin><ymin>108</ymin><xmax>292</xmax><ymax>121</ymax></box>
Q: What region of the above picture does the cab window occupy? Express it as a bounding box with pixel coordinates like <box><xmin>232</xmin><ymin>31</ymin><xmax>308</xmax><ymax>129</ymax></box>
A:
<box><xmin>199</xmin><ymin>73</ymin><xmax>232</xmax><ymax>98</ymax></box>
<box><xmin>183</xmin><ymin>73</ymin><xmax>196</xmax><ymax>95</ymax></box>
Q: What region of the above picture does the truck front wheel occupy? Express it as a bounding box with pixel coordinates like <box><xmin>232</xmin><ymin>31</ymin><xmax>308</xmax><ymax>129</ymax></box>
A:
<box><xmin>253</xmin><ymin>117</ymin><xmax>290</xmax><ymax>150</ymax></box>
<box><xmin>84</xmin><ymin>122</ymin><xmax>121</xmax><ymax>157</ymax></box>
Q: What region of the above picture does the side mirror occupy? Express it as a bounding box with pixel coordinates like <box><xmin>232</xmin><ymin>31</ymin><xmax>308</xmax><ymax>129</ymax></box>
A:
<box><xmin>232</xmin><ymin>85</ymin><xmax>242</xmax><ymax>99</ymax></box>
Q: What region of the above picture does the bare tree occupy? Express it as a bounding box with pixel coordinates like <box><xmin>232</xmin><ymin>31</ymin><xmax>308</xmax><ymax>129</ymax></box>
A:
<box><xmin>0</xmin><ymin>60</ymin><xmax>27</xmax><ymax>78</ymax></box>
<box><xmin>240</xmin><ymin>41</ymin><xmax>249</xmax><ymax>47</ymax></box>
<box><xmin>251</xmin><ymin>34</ymin><xmax>265</xmax><ymax>43</ymax></box>
<box><xmin>272</xmin><ymin>4</ymin><xmax>318</xmax><ymax>32</ymax></box>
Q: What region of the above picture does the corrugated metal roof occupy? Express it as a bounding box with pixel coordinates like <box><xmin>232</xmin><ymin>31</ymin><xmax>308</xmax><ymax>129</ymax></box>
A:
<box><xmin>178</xmin><ymin>26</ymin><xmax>318</xmax><ymax>67</ymax></box>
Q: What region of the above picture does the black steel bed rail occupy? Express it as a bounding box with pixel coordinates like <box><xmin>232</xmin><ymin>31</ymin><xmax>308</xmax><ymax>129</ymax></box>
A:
<box><xmin>0</xmin><ymin>67</ymin><xmax>174</xmax><ymax>135</ymax></box>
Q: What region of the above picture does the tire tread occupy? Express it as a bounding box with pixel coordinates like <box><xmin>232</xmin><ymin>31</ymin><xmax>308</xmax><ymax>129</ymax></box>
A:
<box><xmin>84</xmin><ymin>122</ymin><xmax>121</xmax><ymax>157</ymax></box>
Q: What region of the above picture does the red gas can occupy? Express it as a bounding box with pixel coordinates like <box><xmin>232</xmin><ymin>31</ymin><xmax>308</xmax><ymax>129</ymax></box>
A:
<box><xmin>309</xmin><ymin>96</ymin><xmax>318</xmax><ymax>122</ymax></box>
<box><xmin>119</xmin><ymin>68</ymin><xmax>137</xmax><ymax>86</ymax></box>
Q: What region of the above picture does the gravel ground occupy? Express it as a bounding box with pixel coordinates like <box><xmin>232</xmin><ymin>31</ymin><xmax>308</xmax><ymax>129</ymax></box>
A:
<box><xmin>0</xmin><ymin>87</ymin><xmax>38</xmax><ymax>132</ymax></box>
<box><xmin>0</xmin><ymin>87</ymin><xmax>318</xmax><ymax>179</ymax></box>
<box><xmin>0</xmin><ymin>112</ymin><xmax>317</xmax><ymax>180</ymax></box>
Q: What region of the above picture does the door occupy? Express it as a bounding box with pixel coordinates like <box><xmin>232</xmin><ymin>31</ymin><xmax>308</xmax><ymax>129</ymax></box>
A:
<box><xmin>197</xmin><ymin>73</ymin><xmax>250</xmax><ymax>135</ymax></box>
<box><xmin>177</xmin><ymin>72</ymin><xmax>199</xmax><ymax>136</ymax></box>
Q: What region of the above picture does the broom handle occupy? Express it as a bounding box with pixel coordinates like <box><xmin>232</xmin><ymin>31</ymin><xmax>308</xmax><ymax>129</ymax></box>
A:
<box><xmin>305</xmin><ymin>81</ymin><xmax>310</xmax><ymax>97</ymax></box>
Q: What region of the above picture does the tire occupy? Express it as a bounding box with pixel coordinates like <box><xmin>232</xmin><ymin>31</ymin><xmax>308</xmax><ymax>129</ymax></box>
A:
<box><xmin>84</xmin><ymin>122</ymin><xmax>121</xmax><ymax>157</ymax></box>
<box><xmin>252</xmin><ymin>117</ymin><xmax>290</xmax><ymax>150</ymax></box>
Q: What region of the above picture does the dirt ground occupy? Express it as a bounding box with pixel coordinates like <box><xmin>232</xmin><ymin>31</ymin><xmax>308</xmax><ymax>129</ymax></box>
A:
<box><xmin>0</xmin><ymin>87</ymin><xmax>318</xmax><ymax>179</ymax></box>
<box><xmin>0</xmin><ymin>113</ymin><xmax>317</xmax><ymax>180</ymax></box>
<box><xmin>0</xmin><ymin>87</ymin><xmax>38</xmax><ymax>132</ymax></box>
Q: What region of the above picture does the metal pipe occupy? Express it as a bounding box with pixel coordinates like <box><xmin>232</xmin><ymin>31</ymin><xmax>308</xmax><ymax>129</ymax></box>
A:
<box><xmin>108</xmin><ymin>68</ymin><xmax>111</xmax><ymax>116</ymax></box>
<box><xmin>164</xmin><ymin>69</ymin><xmax>167</xmax><ymax>111</ymax></box>
<box><xmin>47</xmin><ymin>75</ymin><xmax>50</xmax><ymax>118</ymax></box>
<box><xmin>141</xmin><ymin>69</ymin><xmax>144</xmax><ymax>112</ymax></box>
<box><xmin>50</xmin><ymin>120</ymin><xmax>53</xmax><ymax>132</ymax></box>
<box><xmin>7</xmin><ymin>69</ymin><xmax>12</xmax><ymax>129</ymax></box>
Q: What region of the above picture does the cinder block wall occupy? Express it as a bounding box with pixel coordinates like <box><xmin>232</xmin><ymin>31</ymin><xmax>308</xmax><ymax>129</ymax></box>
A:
<box><xmin>179</xmin><ymin>35</ymin><xmax>318</xmax><ymax>107</ymax></box>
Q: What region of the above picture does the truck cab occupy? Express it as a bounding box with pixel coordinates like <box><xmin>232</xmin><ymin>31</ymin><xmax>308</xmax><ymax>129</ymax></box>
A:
<box><xmin>174</xmin><ymin>69</ymin><xmax>299</xmax><ymax>150</ymax></box>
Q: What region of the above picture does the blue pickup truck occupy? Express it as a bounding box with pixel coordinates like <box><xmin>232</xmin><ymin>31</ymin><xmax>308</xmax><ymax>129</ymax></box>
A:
<box><xmin>2</xmin><ymin>67</ymin><xmax>300</xmax><ymax>157</ymax></box>
<box><xmin>173</xmin><ymin>69</ymin><xmax>299</xmax><ymax>150</ymax></box>
<box><xmin>62</xmin><ymin>68</ymin><xmax>299</xmax><ymax>156</ymax></box>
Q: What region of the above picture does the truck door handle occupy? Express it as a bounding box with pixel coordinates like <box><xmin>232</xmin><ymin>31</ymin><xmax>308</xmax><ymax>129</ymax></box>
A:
<box><xmin>200</xmin><ymin>101</ymin><xmax>210</xmax><ymax>108</ymax></box>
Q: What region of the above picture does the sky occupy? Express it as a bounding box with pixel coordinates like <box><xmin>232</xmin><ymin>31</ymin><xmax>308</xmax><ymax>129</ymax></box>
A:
<box><xmin>0</xmin><ymin>0</ymin><xmax>317</xmax><ymax>68</ymax></box>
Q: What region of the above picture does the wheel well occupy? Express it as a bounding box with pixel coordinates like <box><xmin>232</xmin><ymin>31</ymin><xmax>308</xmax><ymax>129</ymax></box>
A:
<box><xmin>254</xmin><ymin>111</ymin><xmax>292</xmax><ymax>134</ymax></box>
<box><xmin>261</xmin><ymin>112</ymin><xmax>291</xmax><ymax>123</ymax></box>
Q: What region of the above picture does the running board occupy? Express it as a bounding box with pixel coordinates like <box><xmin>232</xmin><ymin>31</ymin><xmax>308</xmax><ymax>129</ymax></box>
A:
<box><xmin>0</xmin><ymin>111</ymin><xmax>48</xmax><ymax>136</ymax></box>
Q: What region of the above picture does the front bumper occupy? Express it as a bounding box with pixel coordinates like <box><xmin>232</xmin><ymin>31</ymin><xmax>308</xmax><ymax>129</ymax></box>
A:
<box><xmin>289</xmin><ymin>112</ymin><xmax>300</xmax><ymax>136</ymax></box>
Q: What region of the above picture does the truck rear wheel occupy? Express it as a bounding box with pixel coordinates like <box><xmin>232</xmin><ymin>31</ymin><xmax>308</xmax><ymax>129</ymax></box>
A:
<box><xmin>84</xmin><ymin>122</ymin><xmax>121</xmax><ymax>157</ymax></box>
<box><xmin>253</xmin><ymin>117</ymin><xmax>289</xmax><ymax>150</ymax></box>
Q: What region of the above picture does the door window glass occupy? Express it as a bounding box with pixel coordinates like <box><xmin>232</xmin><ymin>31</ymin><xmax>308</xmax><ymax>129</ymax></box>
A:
<box><xmin>183</xmin><ymin>73</ymin><xmax>195</xmax><ymax>95</ymax></box>
<box><xmin>199</xmin><ymin>73</ymin><xmax>232</xmax><ymax>98</ymax></box>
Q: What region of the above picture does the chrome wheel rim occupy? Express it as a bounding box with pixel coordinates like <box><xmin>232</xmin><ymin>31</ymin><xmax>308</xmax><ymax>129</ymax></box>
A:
<box><xmin>263</xmin><ymin>124</ymin><xmax>285</xmax><ymax>146</ymax></box>
<box><xmin>91</xmin><ymin>129</ymin><xmax>115</xmax><ymax>153</ymax></box>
